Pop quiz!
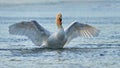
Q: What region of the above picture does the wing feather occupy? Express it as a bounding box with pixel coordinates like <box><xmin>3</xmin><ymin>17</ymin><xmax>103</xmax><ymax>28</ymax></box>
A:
<box><xmin>9</xmin><ymin>20</ymin><xmax>51</xmax><ymax>46</ymax></box>
<box><xmin>65</xmin><ymin>21</ymin><xmax>100</xmax><ymax>44</ymax></box>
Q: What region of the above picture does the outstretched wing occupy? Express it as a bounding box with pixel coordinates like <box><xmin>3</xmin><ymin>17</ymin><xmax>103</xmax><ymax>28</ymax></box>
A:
<box><xmin>9</xmin><ymin>20</ymin><xmax>51</xmax><ymax>46</ymax></box>
<box><xmin>65</xmin><ymin>21</ymin><xmax>100</xmax><ymax>44</ymax></box>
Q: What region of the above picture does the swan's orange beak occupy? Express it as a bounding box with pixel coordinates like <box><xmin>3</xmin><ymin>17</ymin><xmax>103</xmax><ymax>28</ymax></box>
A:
<box><xmin>56</xmin><ymin>13</ymin><xmax>62</xmax><ymax>26</ymax></box>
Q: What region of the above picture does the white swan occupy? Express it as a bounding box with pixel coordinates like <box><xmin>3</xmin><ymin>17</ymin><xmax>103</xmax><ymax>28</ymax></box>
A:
<box><xmin>9</xmin><ymin>13</ymin><xmax>99</xmax><ymax>48</ymax></box>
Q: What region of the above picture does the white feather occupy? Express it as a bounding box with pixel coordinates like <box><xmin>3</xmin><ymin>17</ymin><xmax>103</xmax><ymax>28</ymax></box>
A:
<box><xmin>9</xmin><ymin>20</ymin><xmax>100</xmax><ymax>48</ymax></box>
<box><xmin>65</xmin><ymin>21</ymin><xmax>100</xmax><ymax>44</ymax></box>
<box><xmin>9</xmin><ymin>20</ymin><xmax>51</xmax><ymax>46</ymax></box>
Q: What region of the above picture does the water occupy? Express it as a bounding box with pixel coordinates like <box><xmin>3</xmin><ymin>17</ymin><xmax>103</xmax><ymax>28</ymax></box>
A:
<box><xmin>0</xmin><ymin>1</ymin><xmax>120</xmax><ymax>68</ymax></box>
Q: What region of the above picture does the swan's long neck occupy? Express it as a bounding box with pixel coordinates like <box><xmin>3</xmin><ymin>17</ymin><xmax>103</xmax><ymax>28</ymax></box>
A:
<box><xmin>56</xmin><ymin>13</ymin><xmax>63</xmax><ymax>29</ymax></box>
<box><xmin>55</xmin><ymin>13</ymin><xmax>66</xmax><ymax>40</ymax></box>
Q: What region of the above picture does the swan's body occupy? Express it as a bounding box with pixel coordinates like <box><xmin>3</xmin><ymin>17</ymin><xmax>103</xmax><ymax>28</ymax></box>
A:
<box><xmin>43</xmin><ymin>28</ymin><xmax>67</xmax><ymax>48</ymax></box>
<box><xmin>9</xmin><ymin>13</ymin><xmax>99</xmax><ymax>48</ymax></box>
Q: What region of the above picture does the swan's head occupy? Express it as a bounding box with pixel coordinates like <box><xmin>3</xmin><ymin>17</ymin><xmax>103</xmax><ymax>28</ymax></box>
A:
<box><xmin>56</xmin><ymin>13</ymin><xmax>62</xmax><ymax>28</ymax></box>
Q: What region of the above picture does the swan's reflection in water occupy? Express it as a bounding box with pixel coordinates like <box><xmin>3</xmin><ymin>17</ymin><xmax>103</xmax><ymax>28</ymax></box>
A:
<box><xmin>6</xmin><ymin>45</ymin><xmax>119</xmax><ymax>59</ymax></box>
<box><xmin>0</xmin><ymin>44</ymin><xmax>120</xmax><ymax>68</ymax></box>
